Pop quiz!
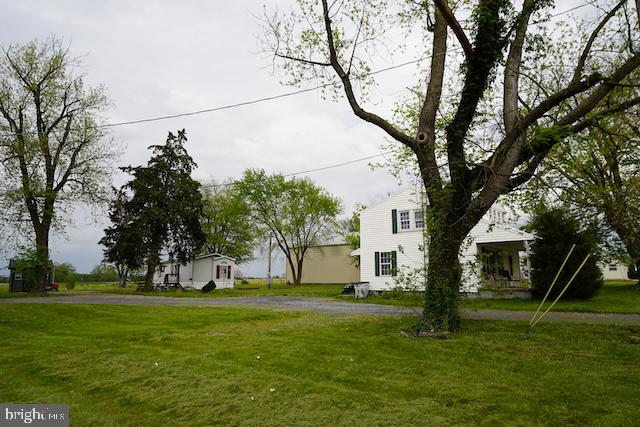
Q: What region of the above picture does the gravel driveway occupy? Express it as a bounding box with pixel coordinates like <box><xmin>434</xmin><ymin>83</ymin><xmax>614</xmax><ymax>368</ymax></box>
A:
<box><xmin>1</xmin><ymin>294</ymin><xmax>639</xmax><ymax>325</ymax></box>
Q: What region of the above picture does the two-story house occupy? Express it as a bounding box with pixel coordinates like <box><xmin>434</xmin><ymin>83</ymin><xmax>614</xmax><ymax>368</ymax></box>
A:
<box><xmin>352</xmin><ymin>188</ymin><xmax>537</xmax><ymax>292</ymax></box>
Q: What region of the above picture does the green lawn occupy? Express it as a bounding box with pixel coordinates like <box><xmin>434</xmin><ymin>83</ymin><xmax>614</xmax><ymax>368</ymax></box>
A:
<box><xmin>461</xmin><ymin>280</ymin><xmax>640</xmax><ymax>314</ymax></box>
<box><xmin>338</xmin><ymin>280</ymin><xmax>640</xmax><ymax>314</ymax></box>
<box><xmin>0</xmin><ymin>304</ymin><xmax>638</xmax><ymax>426</ymax></box>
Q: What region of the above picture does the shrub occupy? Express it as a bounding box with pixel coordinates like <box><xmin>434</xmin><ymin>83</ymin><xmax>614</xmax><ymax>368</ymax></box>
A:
<box><xmin>65</xmin><ymin>274</ymin><xmax>77</xmax><ymax>290</ymax></box>
<box><xmin>527</xmin><ymin>207</ymin><xmax>602</xmax><ymax>300</ymax></box>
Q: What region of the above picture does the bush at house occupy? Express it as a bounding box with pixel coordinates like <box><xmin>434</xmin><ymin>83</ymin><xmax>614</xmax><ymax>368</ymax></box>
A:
<box><xmin>528</xmin><ymin>207</ymin><xmax>602</xmax><ymax>300</ymax></box>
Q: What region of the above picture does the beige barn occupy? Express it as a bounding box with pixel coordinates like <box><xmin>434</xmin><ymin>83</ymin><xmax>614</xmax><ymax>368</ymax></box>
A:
<box><xmin>285</xmin><ymin>243</ymin><xmax>359</xmax><ymax>284</ymax></box>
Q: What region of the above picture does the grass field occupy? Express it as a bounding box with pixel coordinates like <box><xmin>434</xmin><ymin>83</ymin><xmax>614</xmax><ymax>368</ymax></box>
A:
<box><xmin>0</xmin><ymin>304</ymin><xmax>638</xmax><ymax>426</ymax></box>
<box><xmin>461</xmin><ymin>280</ymin><xmax>640</xmax><ymax>314</ymax></box>
<box><xmin>344</xmin><ymin>280</ymin><xmax>640</xmax><ymax>314</ymax></box>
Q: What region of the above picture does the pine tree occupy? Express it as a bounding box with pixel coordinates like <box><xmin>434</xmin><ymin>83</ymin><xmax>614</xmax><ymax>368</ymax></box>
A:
<box><xmin>100</xmin><ymin>130</ymin><xmax>205</xmax><ymax>290</ymax></box>
<box><xmin>527</xmin><ymin>207</ymin><xmax>603</xmax><ymax>300</ymax></box>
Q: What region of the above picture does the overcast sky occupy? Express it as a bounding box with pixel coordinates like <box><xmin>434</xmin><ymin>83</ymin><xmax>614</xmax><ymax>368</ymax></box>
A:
<box><xmin>0</xmin><ymin>0</ymin><xmax>588</xmax><ymax>276</ymax></box>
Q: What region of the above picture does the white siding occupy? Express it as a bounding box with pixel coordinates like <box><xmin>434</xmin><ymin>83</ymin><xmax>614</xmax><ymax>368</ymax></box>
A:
<box><xmin>153</xmin><ymin>254</ymin><xmax>236</xmax><ymax>289</ymax></box>
<box><xmin>600</xmin><ymin>263</ymin><xmax>630</xmax><ymax>280</ymax></box>
<box><xmin>358</xmin><ymin>188</ymin><xmax>536</xmax><ymax>292</ymax></box>
<box><xmin>360</xmin><ymin>188</ymin><xmax>427</xmax><ymax>291</ymax></box>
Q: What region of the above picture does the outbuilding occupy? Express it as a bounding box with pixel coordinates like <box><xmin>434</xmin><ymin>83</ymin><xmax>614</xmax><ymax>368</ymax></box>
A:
<box><xmin>8</xmin><ymin>259</ymin><xmax>54</xmax><ymax>292</ymax></box>
<box><xmin>152</xmin><ymin>253</ymin><xmax>236</xmax><ymax>290</ymax></box>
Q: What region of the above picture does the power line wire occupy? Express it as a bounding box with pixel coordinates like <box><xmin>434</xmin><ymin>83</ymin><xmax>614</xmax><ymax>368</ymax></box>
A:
<box><xmin>206</xmin><ymin>150</ymin><xmax>394</xmax><ymax>187</ymax></box>
<box><xmin>0</xmin><ymin>2</ymin><xmax>601</xmax><ymax>137</ymax></box>
<box><xmin>101</xmin><ymin>56</ymin><xmax>437</xmax><ymax>128</ymax></box>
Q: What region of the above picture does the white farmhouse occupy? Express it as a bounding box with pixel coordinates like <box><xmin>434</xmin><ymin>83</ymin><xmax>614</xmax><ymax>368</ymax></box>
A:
<box><xmin>152</xmin><ymin>253</ymin><xmax>236</xmax><ymax>290</ymax></box>
<box><xmin>354</xmin><ymin>188</ymin><xmax>537</xmax><ymax>292</ymax></box>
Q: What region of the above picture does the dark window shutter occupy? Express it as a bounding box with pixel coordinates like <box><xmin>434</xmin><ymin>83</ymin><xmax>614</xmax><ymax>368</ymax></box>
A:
<box><xmin>374</xmin><ymin>252</ymin><xmax>380</xmax><ymax>277</ymax></box>
<box><xmin>216</xmin><ymin>265</ymin><xmax>220</xmax><ymax>279</ymax></box>
<box><xmin>227</xmin><ymin>266</ymin><xmax>232</xmax><ymax>279</ymax></box>
<box><xmin>391</xmin><ymin>251</ymin><xmax>397</xmax><ymax>276</ymax></box>
<box><xmin>391</xmin><ymin>209</ymin><xmax>398</xmax><ymax>234</ymax></box>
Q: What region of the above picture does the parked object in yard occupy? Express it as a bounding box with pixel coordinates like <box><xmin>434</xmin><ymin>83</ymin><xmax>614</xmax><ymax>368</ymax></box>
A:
<box><xmin>201</xmin><ymin>281</ymin><xmax>217</xmax><ymax>293</ymax></box>
<box><xmin>341</xmin><ymin>283</ymin><xmax>355</xmax><ymax>295</ymax></box>
<box><xmin>152</xmin><ymin>253</ymin><xmax>235</xmax><ymax>290</ymax></box>
<box><xmin>354</xmin><ymin>282</ymin><xmax>370</xmax><ymax>299</ymax></box>
<box><xmin>46</xmin><ymin>283</ymin><xmax>60</xmax><ymax>292</ymax></box>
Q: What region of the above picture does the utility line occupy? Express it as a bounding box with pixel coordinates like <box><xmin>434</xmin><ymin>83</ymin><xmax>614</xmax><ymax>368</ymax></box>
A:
<box><xmin>0</xmin><ymin>2</ymin><xmax>601</xmax><ymax>137</ymax></box>
<box><xmin>206</xmin><ymin>150</ymin><xmax>394</xmax><ymax>187</ymax></box>
<box><xmin>101</xmin><ymin>56</ymin><xmax>436</xmax><ymax>128</ymax></box>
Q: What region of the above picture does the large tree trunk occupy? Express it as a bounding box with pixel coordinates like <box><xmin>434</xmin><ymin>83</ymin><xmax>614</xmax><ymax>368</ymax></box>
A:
<box><xmin>422</xmin><ymin>224</ymin><xmax>464</xmax><ymax>332</ymax></box>
<box><xmin>295</xmin><ymin>257</ymin><xmax>304</xmax><ymax>286</ymax></box>
<box><xmin>143</xmin><ymin>260</ymin><xmax>156</xmax><ymax>291</ymax></box>
<box><xmin>118</xmin><ymin>265</ymin><xmax>129</xmax><ymax>288</ymax></box>
<box><xmin>143</xmin><ymin>242</ymin><xmax>161</xmax><ymax>291</ymax></box>
<box><xmin>31</xmin><ymin>225</ymin><xmax>50</xmax><ymax>293</ymax></box>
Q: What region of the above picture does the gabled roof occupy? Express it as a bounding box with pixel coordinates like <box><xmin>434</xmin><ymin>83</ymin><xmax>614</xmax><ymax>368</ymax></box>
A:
<box><xmin>359</xmin><ymin>187</ymin><xmax>421</xmax><ymax>213</ymax></box>
<box><xmin>194</xmin><ymin>253</ymin><xmax>236</xmax><ymax>262</ymax></box>
<box><xmin>160</xmin><ymin>253</ymin><xmax>236</xmax><ymax>264</ymax></box>
<box><xmin>473</xmin><ymin>218</ymin><xmax>537</xmax><ymax>243</ymax></box>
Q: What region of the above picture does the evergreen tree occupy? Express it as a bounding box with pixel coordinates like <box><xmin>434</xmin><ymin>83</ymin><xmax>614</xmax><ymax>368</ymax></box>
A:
<box><xmin>100</xmin><ymin>130</ymin><xmax>205</xmax><ymax>290</ymax></box>
<box><xmin>527</xmin><ymin>207</ymin><xmax>603</xmax><ymax>300</ymax></box>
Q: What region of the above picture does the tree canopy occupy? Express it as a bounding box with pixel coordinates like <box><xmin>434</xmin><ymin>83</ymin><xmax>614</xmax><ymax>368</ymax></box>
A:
<box><xmin>201</xmin><ymin>183</ymin><xmax>259</xmax><ymax>263</ymax></box>
<box><xmin>100</xmin><ymin>130</ymin><xmax>205</xmax><ymax>289</ymax></box>
<box><xmin>531</xmin><ymin>97</ymin><xmax>640</xmax><ymax>273</ymax></box>
<box><xmin>0</xmin><ymin>37</ymin><xmax>117</xmax><ymax>291</ymax></box>
<box><xmin>235</xmin><ymin>169</ymin><xmax>342</xmax><ymax>285</ymax></box>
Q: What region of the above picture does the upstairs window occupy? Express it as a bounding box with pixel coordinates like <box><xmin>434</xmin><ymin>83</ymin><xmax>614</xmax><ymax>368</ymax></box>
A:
<box><xmin>414</xmin><ymin>210</ymin><xmax>424</xmax><ymax>229</ymax></box>
<box><xmin>399</xmin><ymin>210</ymin><xmax>410</xmax><ymax>230</ymax></box>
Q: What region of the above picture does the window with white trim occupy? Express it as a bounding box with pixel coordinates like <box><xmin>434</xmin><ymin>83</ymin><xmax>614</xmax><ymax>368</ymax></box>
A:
<box><xmin>608</xmin><ymin>264</ymin><xmax>618</xmax><ymax>271</ymax></box>
<box><xmin>399</xmin><ymin>210</ymin><xmax>410</xmax><ymax>230</ymax></box>
<box><xmin>414</xmin><ymin>210</ymin><xmax>424</xmax><ymax>229</ymax></box>
<box><xmin>380</xmin><ymin>252</ymin><xmax>393</xmax><ymax>276</ymax></box>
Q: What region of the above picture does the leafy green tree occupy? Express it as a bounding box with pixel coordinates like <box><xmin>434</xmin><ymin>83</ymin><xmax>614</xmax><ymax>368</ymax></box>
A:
<box><xmin>261</xmin><ymin>0</ymin><xmax>640</xmax><ymax>331</ymax></box>
<box><xmin>100</xmin><ymin>130</ymin><xmax>205</xmax><ymax>290</ymax></box>
<box><xmin>535</xmin><ymin>102</ymin><xmax>640</xmax><ymax>278</ymax></box>
<box><xmin>527</xmin><ymin>207</ymin><xmax>603</xmax><ymax>300</ymax></box>
<box><xmin>99</xmin><ymin>189</ymin><xmax>132</xmax><ymax>287</ymax></box>
<box><xmin>201</xmin><ymin>183</ymin><xmax>259</xmax><ymax>263</ymax></box>
<box><xmin>236</xmin><ymin>169</ymin><xmax>342</xmax><ymax>285</ymax></box>
<box><xmin>89</xmin><ymin>263</ymin><xmax>120</xmax><ymax>283</ymax></box>
<box><xmin>0</xmin><ymin>37</ymin><xmax>117</xmax><ymax>292</ymax></box>
<box><xmin>53</xmin><ymin>262</ymin><xmax>76</xmax><ymax>284</ymax></box>
<box><xmin>338</xmin><ymin>205</ymin><xmax>365</xmax><ymax>266</ymax></box>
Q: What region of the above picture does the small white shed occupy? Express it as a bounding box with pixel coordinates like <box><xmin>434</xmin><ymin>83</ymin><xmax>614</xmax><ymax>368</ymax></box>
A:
<box><xmin>153</xmin><ymin>253</ymin><xmax>236</xmax><ymax>290</ymax></box>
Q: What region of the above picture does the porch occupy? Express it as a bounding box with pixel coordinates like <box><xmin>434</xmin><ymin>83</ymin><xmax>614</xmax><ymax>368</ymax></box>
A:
<box><xmin>477</xmin><ymin>240</ymin><xmax>532</xmax><ymax>290</ymax></box>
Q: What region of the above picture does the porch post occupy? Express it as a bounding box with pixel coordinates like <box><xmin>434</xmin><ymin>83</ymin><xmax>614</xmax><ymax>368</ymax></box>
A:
<box><xmin>524</xmin><ymin>240</ymin><xmax>532</xmax><ymax>288</ymax></box>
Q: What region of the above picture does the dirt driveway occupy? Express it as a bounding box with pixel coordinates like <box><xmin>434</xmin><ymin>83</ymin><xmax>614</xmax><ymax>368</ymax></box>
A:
<box><xmin>1</xmin><ymin>294</ymin><xmax>639</xmax><ymax>325</ymax></box>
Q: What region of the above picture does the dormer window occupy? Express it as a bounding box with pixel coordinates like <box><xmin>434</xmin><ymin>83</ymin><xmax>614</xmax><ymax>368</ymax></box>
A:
<box><xmin>414</xmin><ymin>210</ymin><xmax>424</xmax><ymax>229</ymax></box>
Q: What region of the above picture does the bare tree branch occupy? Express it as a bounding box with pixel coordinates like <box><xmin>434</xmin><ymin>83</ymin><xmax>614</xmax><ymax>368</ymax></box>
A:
<box><xmin>433</xmin><ymin>0</ymin><xmax>473</xmax><ymax>59</ymax></box>
<box><xmin>571</xmin><ymin>0</ymin><xmax>626</xmax><ymax>84</ymax></box>
<box><xmin>320</xmin><ymin>0</ymin><xmax>414</xmax><ymax>147</ymax></box>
